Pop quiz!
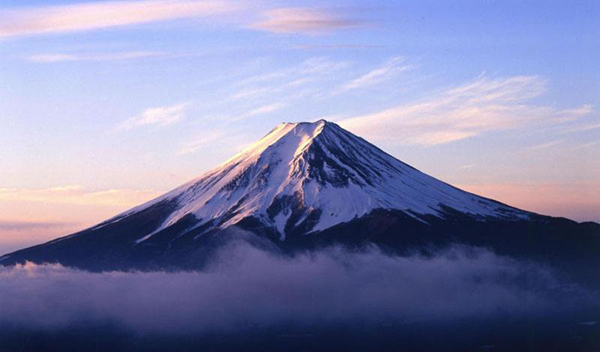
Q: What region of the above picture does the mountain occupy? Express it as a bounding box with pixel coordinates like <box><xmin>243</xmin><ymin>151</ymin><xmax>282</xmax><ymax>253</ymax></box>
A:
<box><xmin>1</xmin><ymin>120</ymin><xmax>599</xmax><ymax>284</ymax></box>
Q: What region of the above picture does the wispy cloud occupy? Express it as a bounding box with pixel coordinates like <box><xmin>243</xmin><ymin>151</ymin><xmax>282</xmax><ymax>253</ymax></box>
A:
<box><xmin>556</xmin><ymin>104</ymin><xmax>594</xmax><ymax>119</ymax></box>
<box><xmin>456</xmin><ymin>164</ymin><xmax>476</xmax><ymax>171</ymax></box>
<box><xmin>27</xmin><ymin>51</ymin><xmax>164</xmax><ymax>63</ymax></box>
<box><xmin>526</xmin><ymin>140</ymin><xmax>563</xmax><ymax>151</ymax></box>
<box><xmin>339</xmin><ymin>56</ymin><xmax>414</xmax><ymax>92</ymax></box>
<box><xmin>571</xmin><ymin>140</ymin><xmax>600</xmax><ymax>150</ymax></box>
<box><xmin>217</xmin><ymin>57</ymin><xmax>350</xmax><ymax>122</ymax></box>
<box><xmin>0</xmin><ymin>186</ymin><xmax>163</xmax><ymax>253</ymax></box>
<box><xmin>251</xmin><ymin>7</ymin><xmax>362</xmax><ymax>35</ymax></box>
<box><xmin>0</xmin><ymin>0</ymin><xmax>236</xmax><ymax>38</ymax></box>
<box><xmin>228</xmin><ymin>57</ymin><xmax>349</xmax><ymax>107</ymax></box>
<box><xmin>0</xmin><ymin>220</ymin><xmax>73</xmax><ymax>231</ymax></box>
<box><xmin>234</xmin><ymin>102</ymin><xmax>286</xmax><ymax>121</ymax></box>
<box><xmin>0</xmin><ymin>186</ymin><xmax>161</xmax><ymax>207</ymax></box>
<box><xmin>339</xmin><ymin>75</ymin><xmax>593</xmax><ymax>146</ymax></box>
<box><xmin>117</xmin><ymin>103</ymin><xmax>188</xmax><ymax>131</ymax></box>
<box><xmin>235</xmin><ymin>57</ymin><xmax>350</xmax><ymax>88</ymax></box>
<box><xmin>291</xmin><ymin>44</ymin><xmax>386</xmax><ymax>50</ymax></box>
<box><xmin>564</xmin><ymin>121</ymin><xmax>600</xmax><ymax>133</ymax></box>
<box><xmin>177</xmin><ymin>132</ymin><xmax>228</xmax><ymax>155</ymax></box>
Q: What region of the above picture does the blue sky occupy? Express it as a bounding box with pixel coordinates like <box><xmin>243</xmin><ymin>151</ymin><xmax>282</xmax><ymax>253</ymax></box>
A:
<box><xmin>0</xmin><ymin>0</ymin><xmax>599</xmax><ymax>253</ymax></box>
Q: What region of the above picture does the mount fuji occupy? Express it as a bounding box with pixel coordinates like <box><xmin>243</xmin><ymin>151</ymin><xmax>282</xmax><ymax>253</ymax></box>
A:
<box><xmin>1</xmin><ymin>120</ymin><xmax>598</xmax><ymax>282</ymax></box>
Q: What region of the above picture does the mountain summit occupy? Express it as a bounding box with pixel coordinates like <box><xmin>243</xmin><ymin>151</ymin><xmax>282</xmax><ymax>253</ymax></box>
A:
<box><xmin>1</xmin><ymin>120</ymin><xmax>598</xmax><ymax>279</ymax></box>
<box><xmin>113</xmin><ymin>120</ymin><xmax>527</xmax><ymax>243</ymax></box>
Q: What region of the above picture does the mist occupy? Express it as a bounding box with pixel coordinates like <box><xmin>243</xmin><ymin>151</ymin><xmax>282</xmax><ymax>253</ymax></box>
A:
<box><xmin>1</xmin><ymin>240</ymin><xmax>596</xmax><ymax>337</ymax></box>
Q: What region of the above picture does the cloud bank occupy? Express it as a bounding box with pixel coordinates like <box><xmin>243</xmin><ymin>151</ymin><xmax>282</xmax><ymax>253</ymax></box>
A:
<box><xmin>0</xmin><ymin>242</ymin><xmax>595</xmax><ymax>335</ymax></box>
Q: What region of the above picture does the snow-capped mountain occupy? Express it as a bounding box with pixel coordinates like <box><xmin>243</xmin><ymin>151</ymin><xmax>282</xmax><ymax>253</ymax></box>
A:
<box><xmin>105</xmin><ymin>120</ymin><xmax>528</xmax><ymax>244</ymax></box>
<box><xmin>1</xmin><ymin>120</ymin><xmax>598</xmax><ymax>276</ymax></box>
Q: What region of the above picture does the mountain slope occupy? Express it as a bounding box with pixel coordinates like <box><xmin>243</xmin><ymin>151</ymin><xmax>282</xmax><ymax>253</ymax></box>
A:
<box><xmin>1</xmin><ymin>120</ymin><xmax>598</xmax><ymax>280</ymax></box>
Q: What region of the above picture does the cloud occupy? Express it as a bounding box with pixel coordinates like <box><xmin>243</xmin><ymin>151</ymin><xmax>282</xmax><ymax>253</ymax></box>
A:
<box><xmin>571</xmin><ymin>140</ymin><xmax>600</xmax><ymax>150</ymax></box>
<box><xmin>0</xmin><ymin>185</ymin><xmax>160</xmax><ymax>207</ymax></box>
<box><xmin>177</xmin><ymin>131</ymin><xmax>229</xmax><ymax>155</ymax></box>
<box><xmin>251</xmin><ymin>7</ymin><xmax>362</xmax><ymax>35</ymax></box>
<box><xmin>526</xmin><ymin>139</ymin><xmax>563</xmax><ymax>151</ymax></box>
<box><xmin>339</xmin><ymin>56</ymin><xmax>414</xmax><ymax>91</ymax></box>
<box><xmin>291</xmin><ymin>44</ymin><xmax>386</xmax><ymax>50</ymax></box>
<box><xmin>0</xmin><ymin>186</ymin><xmax>163</xmax><ymax>255</ymax></box>
<box><xmin>117</xmin><ymin>103</ymin><xmax>188</xmax><ymax>131</ymax></box>
<box><xmin>0</xmin><ymin>221</ymin><xmax>79</xmax><ymax>255</ymax></box>
<box><xmin>0</xmin><ymin>221</ymin><xmax>73</xmax><ymax>231</ymax></box>
<box><xmin>227</xmin><ymin>57</ymin><xmax>349</xmax><ymax>108</ymax></box>
<box><xmin>0</xmin><ymin>242</ymin><xmax>592</xmax><ymax>335</ymax></box>
<box><xmin>0</xmin><ymin>0</ymin><xmax>236</xmax><ymax>38</ymax></box>
<box><xmin>234</xmin><ymin>102</ymin><xmax>286</xmax><ymax>121</ymax></box>
<box><xmin>235</xmin><ymin>57</ymin><xmax>350</xmax><ymax>88</ymax></box>
<box><xmin>339</xmin><ymin>75</ymin><xmax>593</xmax><ymax>146</ymax></box>
<box><xmin>557</xmin><ymin>104</ymin><xmax>594</xmax><ymax>119</ymax></box>
<box><xmin>27</xmin><ymin>51</ymin><xmax>164</xmax><ymax>63</ymax></box>
<box><xmin>564</xmin><ymin>121</ymin><xmax>600</xmax><ymax>133</ymax></box>
<box><xmin>214</xmin><ymin>57</ymin><xmax>350</xmax><ymax>124</ymax></box>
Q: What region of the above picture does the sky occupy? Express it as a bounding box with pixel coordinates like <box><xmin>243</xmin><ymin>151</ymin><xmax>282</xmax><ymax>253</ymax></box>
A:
<box><xmin>0</xmin><ymin>0</ymin><xmax>599</xmax><ymax>254</ymax></box>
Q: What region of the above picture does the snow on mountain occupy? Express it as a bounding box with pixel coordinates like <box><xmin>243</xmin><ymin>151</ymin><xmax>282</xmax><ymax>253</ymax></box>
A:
<box><xmin>105</xmin><ymin>120</ymin><xmax>529</xmax><ymax>244</ymax></box>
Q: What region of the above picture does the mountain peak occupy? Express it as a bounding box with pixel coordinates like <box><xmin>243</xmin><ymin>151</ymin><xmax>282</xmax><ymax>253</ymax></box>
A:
<box><xmin>111</xmin><ymin>120</ymin><xmax>528</xmax><ymax>243</ymax></box>
<box><xmin>239</xmin><ymin>119</ymin><xmax>329</xmax><ymax>161</ymax></box>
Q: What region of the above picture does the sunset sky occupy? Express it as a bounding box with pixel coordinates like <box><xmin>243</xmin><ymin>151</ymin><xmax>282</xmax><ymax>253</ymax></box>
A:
<box><xmin>1</xmin><ymin>0</ymin><xmax>599</xmax><ymax>254</ymax></box>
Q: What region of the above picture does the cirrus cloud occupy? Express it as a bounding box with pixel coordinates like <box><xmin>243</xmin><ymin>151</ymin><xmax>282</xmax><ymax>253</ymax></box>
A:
<box><xmin>0</xmin><ymin>0</ymin><xmax>237</xmax><ymax>38</ymax></box>
<box><xmin>27</xmin><ymin>51</ymin><xmax>165</xmax><ymax>63</ymax></box>
<box><xmin>339</xmin><ymin>75</ymin><xmax>593</xmax><ymax>146</ymax></box>
<box><xmin>117</xmin><ymin>103</ymin><xmax>188</xmax><ymax>131</ymax></box>
<box><xmin>338</xmin><ymin>56</ymin><xmax>415</xmax><ymax>92</ymax></box>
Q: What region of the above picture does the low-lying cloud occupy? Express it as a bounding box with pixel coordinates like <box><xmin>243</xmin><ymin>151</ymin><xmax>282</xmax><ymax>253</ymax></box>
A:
<box><xmin>0</xmin><ymin>242</ymin><xmax>595</xmax><ymax>335</ymax></box>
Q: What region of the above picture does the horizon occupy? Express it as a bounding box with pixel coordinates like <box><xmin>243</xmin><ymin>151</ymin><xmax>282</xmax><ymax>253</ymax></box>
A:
<box><xmin>1</xmin><ymin>0</ymin><xmax>599</xmax><ymax>255</ymax></box>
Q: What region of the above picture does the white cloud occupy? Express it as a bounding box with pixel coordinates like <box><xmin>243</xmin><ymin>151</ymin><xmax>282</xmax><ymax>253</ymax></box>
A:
<box><xmin>27</xmin><ymin>51</ymin><xmax>164</xmax><ymax>63</ymax></box>
<box><xmin>0</xmin><ymin>220</ymin><xmax>73</xmax><ymax>231</ymax></box>
<box><xmin>339</xmin><ymin>56</ymin><xmax>414</xmax><ymax>91</ymax></box>
<box><xmin>234</xmin><ymin>102</ymin><xmax>286</xmax><ymax>121</ymax></box>
<box><xmin>526</xmin><ymin>140</ymin><xmax>563</xmax><ymax>151</ymax></box>
<box><xmin>339</xmin><ymin>75</ymin><xmax>593</xmax><ymax>146</ymax></box>
<box><xmin>235</xmin><ymin>57</ymin><xmax>350</xmax><ymax>89</ymax></box>
<box><xmin>251</xmin><ymin>7</ymin><xmax>361</xmax><ymax>35</ymax></box>
<box><xmin>177</xmin><ymin>132</ymin><xmax>228</xmax><ymax>155</ymax></box>
<box><xmin>571</xmin><ymin>140</ymin><xmax>600</xmax><ymax>150</ymax></box>
<box><xmin>564</xmin><ymin>121</ymin><xmax>600</xmax><ymax>133</ymax></box>
<box><xmin>0</xmin><ymin>244</ymin><xmax>585</xmax><ymax>334</ymax></box>
<box><xmin>226</xmin><ymin>57</ymin><xmax>349</xmax><ymax>112</ymax></box>
<box><xmin>0</xmin><ymin>0</ymin><xmax>236</xmax><ymax>38</ymax></box>
<box><xmin>117</xmin><ymin>103</ymin><xmax>188</xmax><ymax>131</ymax></box>
<box><xmin>0</xmin><ymin>185</ymin><xmax>161</xmax><ymax>207</ymax></box>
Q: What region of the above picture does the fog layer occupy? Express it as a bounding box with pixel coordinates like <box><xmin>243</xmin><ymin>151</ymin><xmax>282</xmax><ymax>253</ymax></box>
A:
<box><xmin>0</xmin><ymin>241</ymin><xmax>595</xmax><ymax>334</ymax></box>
